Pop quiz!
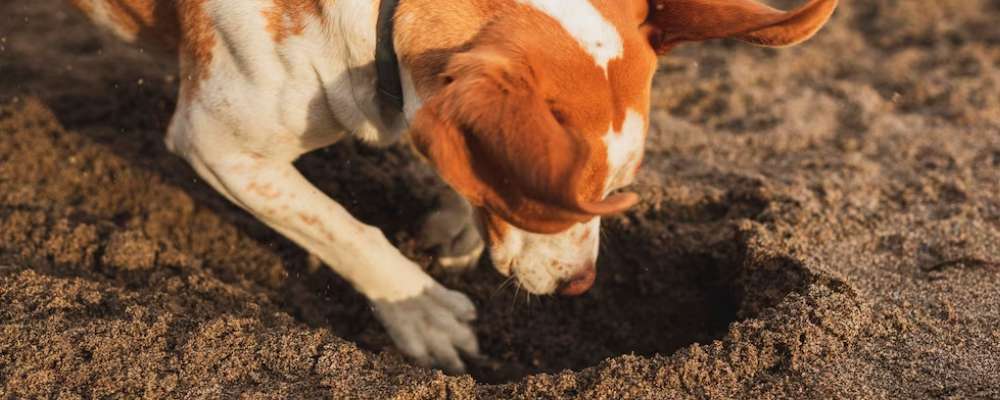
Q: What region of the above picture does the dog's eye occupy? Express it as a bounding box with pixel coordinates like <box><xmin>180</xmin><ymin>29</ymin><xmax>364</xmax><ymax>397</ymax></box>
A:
<box><xmin>547</xmin><ymin>100</ymin><xmax>568</xmax><ymax>125</ymax></box>
<box><xmin>551</xmin><ymin>109</ymin><xmax>568</xmax><ymax>125</ymax></box>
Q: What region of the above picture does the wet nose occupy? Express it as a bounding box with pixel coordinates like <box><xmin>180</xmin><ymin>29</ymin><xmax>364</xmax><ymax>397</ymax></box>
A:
<box><xmin>557</xmin><ymin>264</ymin><xmax>596</xmax><ymax>296</ymax></box>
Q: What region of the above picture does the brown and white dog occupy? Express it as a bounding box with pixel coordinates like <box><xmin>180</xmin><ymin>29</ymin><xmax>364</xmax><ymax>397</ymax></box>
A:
<box><xmin>69</xmin><ymin>0</ymin><xmax>837</xmax><ymax>373</ymax></box>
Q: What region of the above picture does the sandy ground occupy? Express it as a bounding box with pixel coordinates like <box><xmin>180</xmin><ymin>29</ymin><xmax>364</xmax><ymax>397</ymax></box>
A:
<box><xmin>1</xmin><ymin>0</ymin><xmax>999</xmax><ymax>398</ymax></box>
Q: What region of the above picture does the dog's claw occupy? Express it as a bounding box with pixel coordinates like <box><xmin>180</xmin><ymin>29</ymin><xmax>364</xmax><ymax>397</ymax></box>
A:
<box><xmin>419</xmin><ymin>191</ymin><xmax>484</xmax><ymax>271</ymax></box>
<box><xmin>436</xmin><ymin>240</ymin><xmax>484</xmax><ymax>270</ymax></box>
<box><xmin>372</xmin><ymin>284</ymin><xmax>480</xmax><ymax>374</ymax></box>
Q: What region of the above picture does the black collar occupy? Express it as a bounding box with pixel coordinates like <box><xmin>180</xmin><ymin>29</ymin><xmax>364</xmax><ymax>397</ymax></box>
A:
<box><xmin>375</xmin><ymin>0</ymin><xmax>404</xmax><ymax>116</ymax></box>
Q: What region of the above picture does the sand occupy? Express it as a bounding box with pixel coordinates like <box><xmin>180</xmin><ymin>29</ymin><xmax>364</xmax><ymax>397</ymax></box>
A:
<box><xmin>1</xmin><ymin>0</ymin><xmax>998</xmax><ymax>398</ymax></box>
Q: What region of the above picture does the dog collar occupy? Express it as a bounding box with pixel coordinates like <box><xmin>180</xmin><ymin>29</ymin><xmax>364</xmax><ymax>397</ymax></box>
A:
<box><xmin>375</xmin><ymin>0</ymin><xmax>404</xmax><ymax>116</ymax></box>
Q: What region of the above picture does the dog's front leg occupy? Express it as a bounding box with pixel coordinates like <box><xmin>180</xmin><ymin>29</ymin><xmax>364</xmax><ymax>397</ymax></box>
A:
<box><xmin>182</xmin><ymin>148</ymin><xmax>479</xmax><ymax>374</ymax></box>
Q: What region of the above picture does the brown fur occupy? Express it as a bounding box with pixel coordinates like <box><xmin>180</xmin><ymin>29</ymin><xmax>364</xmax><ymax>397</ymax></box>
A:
<box><xmin>409</xmin><ymin>5</ymin><xmax>645</xmax><ymax>234</ymax></box>
<box><xmin>69</xmin><ymin>0</ymin><xmax>836</xmax><ymax>235</ymax></box>
<box><xmin>176</xmin><ymin>0</ymin><xmax>214</xmax><ymax>101</ymax></box>
<box><xmin>645</xmin><ymin>0</ymin><xmax>839</xmax><ymax>52</ymax></box>
<box><xmin>406</xmin><ymin>1</ymin><xmax>651</xmax><ymax>235</ymax></box>
<box><xmin>404</xmin><ymin>0</ymin><xmax>835</xmax><ymax>238</ymax></box>
<box><xmin>68</xmin><ymin>0</ymin><xmax>94</xmax><ymax>14</ymax></box>
<box><xmin>262</xmin><ymin>0</ymin><xmax>323</xmax><ymax>43</ymax></box>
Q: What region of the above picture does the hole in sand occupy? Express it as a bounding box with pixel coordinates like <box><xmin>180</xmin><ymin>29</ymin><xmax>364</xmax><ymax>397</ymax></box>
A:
<box><xmin>465</xmin><ymin>242</ymin><xmax>744</xmax><ymax>382</ymax></box>
<box><xmin>279</xmin><ymin>155</ymin><xmax>810</xmax><ymax>384</ymax></box>
<box><xmin>454</xmin><ymin>210</ymin><xmax>808</xmax><ymax>383</ymax></box>
<box><xmin>0</xmin><ymin>18</ymin><xmax>812</xmax><ymax>383</ymax></box>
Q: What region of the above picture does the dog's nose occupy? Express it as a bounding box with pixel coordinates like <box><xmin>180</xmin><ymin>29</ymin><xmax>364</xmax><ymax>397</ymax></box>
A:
<box><xmin>557</xmin><ymin>264</ymin><xmax>596</xmax><ymax>296</ymax></box>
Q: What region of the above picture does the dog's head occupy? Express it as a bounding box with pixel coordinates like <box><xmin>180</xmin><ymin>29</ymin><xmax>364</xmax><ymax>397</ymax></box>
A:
<box><xmin>409</xmin><ymin>0</ymin><xmax>836</xmax><ymax>295</ymax></box>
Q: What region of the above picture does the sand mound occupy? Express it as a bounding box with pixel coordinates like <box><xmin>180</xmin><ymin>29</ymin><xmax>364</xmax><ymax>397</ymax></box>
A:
<box><xmin>1</xmin><ymin>1</ymin><xmax>998</xmax><ymax>398</ymax></box>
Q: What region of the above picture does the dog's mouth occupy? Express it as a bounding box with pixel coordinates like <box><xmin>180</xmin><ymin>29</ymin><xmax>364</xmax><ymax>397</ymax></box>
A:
<box><xmin>493</xmin><ymin>256</ymin><xmax>597</xmax><ymax>296</ymax></box>
<box><xmin>509</xmin><ymin>269</ymin><xmax>557</xmax><ymax>296</ymax></box>
<box><xmin>485</xmin><ymin>251</ymin><xmax>552</xmax><ymax>295</ymax></box>
<box><xmin>485</xmin><ymin>246</ymin><xmax>514</xmax><ymax>277</ymax></box>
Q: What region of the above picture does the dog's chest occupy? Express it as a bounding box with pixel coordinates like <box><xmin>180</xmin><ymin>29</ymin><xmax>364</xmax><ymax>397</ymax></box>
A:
<box><xmin>78</xmin><ymin>0</ymin><xmax>393</xmax><ymax>153</ymax></box>
<box><xmin>195</xmin><ymin>0</ymin><xmax>395</xmax><ymax>153</ymax></box>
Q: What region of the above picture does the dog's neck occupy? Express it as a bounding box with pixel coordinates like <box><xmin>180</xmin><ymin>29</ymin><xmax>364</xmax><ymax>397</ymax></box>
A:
<box><xmin>317</xmin><ymin>0</ymin><xmax>504</xmax><ymax>144</ymax></box>
<box><xmin>392</xmin><ymin>0</ymin><xmax>509</xmax><ymax>95</ymax></box>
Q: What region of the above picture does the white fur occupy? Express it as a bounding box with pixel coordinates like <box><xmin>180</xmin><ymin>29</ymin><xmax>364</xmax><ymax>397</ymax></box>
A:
<box><xmin>149</xmin><ymin>0</ymin><xmax>478</xmax><ymax>372</ymax></box>
<box><xmin>603</xmin><ymin>109</ymin><xmax>646</xmax><ymax>193</ymax></box>
<box><xmin>399</xmin><ymin>65</ymin><xmax>423</xmax><ymax>122</ymax></box>
<box><xmin>165</xmin><ymin>0</ymin><xmax>430</xmax><ymax>301</ymax></box>
<box><xmin>488</xmin><ymin>110</ymin><xmax>646</xmax><ymax>295</ymax></box>
<box><xmin>518</xmin><ymin>0</ymin><xmax>624</xmax><ymax>72</ymax></box>
<box><xmin>76</xmin><ymin>0</ymin><xmax>641</xmax><ymax>372</ymax></box>
<box><xmin>491</xmin><ymin>219</ymin><xmax>601</xmax><ymax>294</ymax></box>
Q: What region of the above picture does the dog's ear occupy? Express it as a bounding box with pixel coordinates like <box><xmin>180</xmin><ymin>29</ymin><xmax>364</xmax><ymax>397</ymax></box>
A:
<box><xmin>410</xmin><ymin>48</ymin><xmax>637</xmax><ymax>233</ymax></box>
<box><xmin>644</xmin><ymin>0</ymin><xmax>838</xmax><ymax>53</ymax></box>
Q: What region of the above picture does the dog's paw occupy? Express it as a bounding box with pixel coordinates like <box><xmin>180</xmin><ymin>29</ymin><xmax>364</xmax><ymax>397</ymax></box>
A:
<box><xmin>419</xmin><ymin>191</ymin><xmax>484</xmax><ymax>272</ymax></box>
<box><xmin>372</xmin><ymin>284</ymin><xmax>480</xmax><ymax>374</ymax></box>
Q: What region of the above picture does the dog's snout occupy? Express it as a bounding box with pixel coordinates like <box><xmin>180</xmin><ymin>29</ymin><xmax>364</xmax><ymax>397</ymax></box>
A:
<box><xmin>557</xmin><ymin>264</ymin><xmax>596</xmax><ymax>296</ymax></box>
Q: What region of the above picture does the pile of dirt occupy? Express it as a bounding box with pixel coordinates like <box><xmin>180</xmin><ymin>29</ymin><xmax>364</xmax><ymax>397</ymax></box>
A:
<box><xmin>1</xmin><ymin>0</ymin><xmax>998</xmax><ymax>398</ymax></box>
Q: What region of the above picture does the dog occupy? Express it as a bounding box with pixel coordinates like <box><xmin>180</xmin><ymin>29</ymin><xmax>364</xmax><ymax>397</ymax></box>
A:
<box><xmin>68</xmin><ymin>0</ymin><xmax>836</xmax><ymax>373</ymax></box>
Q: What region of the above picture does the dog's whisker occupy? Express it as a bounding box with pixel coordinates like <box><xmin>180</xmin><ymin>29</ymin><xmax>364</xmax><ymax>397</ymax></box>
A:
<box><xmin>491</xmin><ymin>276</ymin><xmax>514</xmax><ymax>300</ymax></box>
<box><xmin>511</xmin><ymin>281</ymin><xmax>522</xmax><ymax>311</ymax></box>
<box><xmin>527</xmin><ymin>292</ymin><xmax>542</xmax><ymax>310</ymax></box>
<box><xmin>536</xmin><ymin>293</ymin><xmax>545</xmax><ymax>307</ymax></box>
<box><xmin>503</xmin><ymin>276</ymin><xmax>517</xmax><ymax>292</ymax></box>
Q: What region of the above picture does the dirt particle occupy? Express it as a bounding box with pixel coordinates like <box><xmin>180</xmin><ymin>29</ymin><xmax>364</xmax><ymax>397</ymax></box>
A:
<box><xmin>101</xmin><ymin>230</ymin><xmax>158</xmax><ymax>271</ymax></box>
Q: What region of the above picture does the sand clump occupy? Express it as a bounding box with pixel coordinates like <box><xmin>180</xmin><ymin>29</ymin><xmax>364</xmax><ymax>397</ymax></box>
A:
<box><xmin>1</xmin><ymin>0</ymin><xmax>999</xmax><ymax>398</ymax></box>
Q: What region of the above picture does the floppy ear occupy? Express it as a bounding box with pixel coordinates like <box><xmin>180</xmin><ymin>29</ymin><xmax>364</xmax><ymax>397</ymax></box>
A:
<box><xmin>410</xmin><ymin>49</ymin><xmax>572</xmax><ymax>209</ymax></box>
<box><xmin>409</xmin><ymin>95</ymin><xmax>487</xmax><ymax>205</ymax></box>
<box><xmin>410</xmin><ymin>49</ymin><xmax>637</xmax><ymax>233</ymax></box>
<box><xmin>645</xmin><ymin>0</ymin><xmax>838</xmax><ymax>53</ymax></box>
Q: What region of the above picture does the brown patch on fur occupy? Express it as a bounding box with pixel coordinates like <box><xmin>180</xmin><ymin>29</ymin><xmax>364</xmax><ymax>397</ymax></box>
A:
<box><xmin>602</xmin><ymin>5</ymin><xmax>656</xmax><ymax>134</ymax></box>
<box><xmin>69</xmin><ymin>0</ymin><xmax>180</xmax><ymax>49</ymax></box>
<box><xmin>104</xmin><ymin>0</ymin><xmax>145</xmax><ymax>35</ymax></box>
<box><xmin>405</xmin><ymin>1</ymin><xmax>647</xmax><ymax>234</ymax></box>
<box><xmin>177</xmin><ymin>0</ymin><xmax>215</xmax><ymax>100</ymax></box>
<box><xmin>410</xmin><ymin>48</ymin><xmax>599</xmax><ymax>234</ymax></box>
<box><xmin>644</xmin><ymin>0</ymin><xmax>838</xmax><ymax>52</ymax></box>
<box><xmin>246</xmin><ymin>182</ymin><xmax>282</xmax><ymax>199</ymax></box>
<box><xmin>262</xmin><ymin>0</ymin><xmax>322</xmax><ymax>43</ymax></box>
<box><xmin>481</xmin><ymin>211</ymin><xmax>510</xmax><ymax>248</ymax></box>
<box><xmin>107</xmin><ymin>0</ymin><xmax>180</xmax><ymax>47</ymax></box>
<box><xmin>69</xmin><ymin>0</ymin><xmax>95</xmax><ymax>14</ymax></box>
<box><xmin>298</xmin><ymin>213</ymin><xmax>320</xmax><ymax>226</ymax></box>
<box><xmin>395</xmin><ymin>0</ymin><xmax>513</xmax><ymax>96</ymax></box>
